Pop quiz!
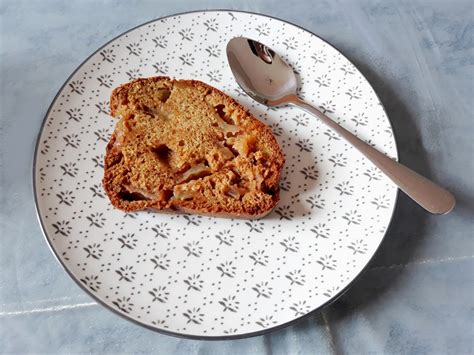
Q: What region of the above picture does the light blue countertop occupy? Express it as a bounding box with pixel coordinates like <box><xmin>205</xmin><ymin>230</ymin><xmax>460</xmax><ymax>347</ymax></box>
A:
<box><xmin>1</xmin><ymin>0</ymin><xmax>473</xmax><ymax>353</ymax></box>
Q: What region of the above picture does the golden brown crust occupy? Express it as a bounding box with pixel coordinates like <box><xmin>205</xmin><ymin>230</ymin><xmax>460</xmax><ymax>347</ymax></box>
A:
<box><xmin>103</xmin><ymin>77</ymin><xmax>285</xmax><ymax>219</ymax></box>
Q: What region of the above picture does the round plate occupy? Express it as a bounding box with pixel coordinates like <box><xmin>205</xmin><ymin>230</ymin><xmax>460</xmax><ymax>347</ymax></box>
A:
<box><xmin>34</xmin><ymin>10</ymin><xmax>398</xmax><ymax>339</ymax></box>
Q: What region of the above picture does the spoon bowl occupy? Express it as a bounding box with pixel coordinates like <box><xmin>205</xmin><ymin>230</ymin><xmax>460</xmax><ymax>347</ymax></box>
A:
<box><xmin>226</xmin><ymin>36</ymin><xmax>455</xmax><ymax>214</ymax></box>
<box><xmin>227</xmin><ymin>37</ymin><xmax>297</xmax><ymax>105</ymax></box>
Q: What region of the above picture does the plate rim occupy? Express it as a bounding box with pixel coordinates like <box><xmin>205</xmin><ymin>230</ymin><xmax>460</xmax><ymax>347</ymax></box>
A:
<box><xmin>32</xmin><ymin>9</ymin><xmax>399</xmax><ymax>340</ymax></box>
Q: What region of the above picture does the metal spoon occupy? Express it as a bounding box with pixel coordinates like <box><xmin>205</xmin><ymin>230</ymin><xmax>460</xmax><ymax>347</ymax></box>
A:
<box><xmin>226</xmin><ymin>37</ymin><xmax>455</xmax><ymax>215</ymax></box>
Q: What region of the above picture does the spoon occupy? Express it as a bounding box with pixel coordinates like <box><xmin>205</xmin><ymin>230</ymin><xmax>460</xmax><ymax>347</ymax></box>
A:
<box><xmin>226</xmin><ymin>37</ymin><xmax>455</xmax><ymax>215</ymax></box>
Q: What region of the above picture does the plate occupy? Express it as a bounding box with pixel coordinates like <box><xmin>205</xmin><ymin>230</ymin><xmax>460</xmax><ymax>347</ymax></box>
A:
<box><xmin>34</xmin><ymin>10</ymin><xmax>398</xmax><ymax>339</ymax></box>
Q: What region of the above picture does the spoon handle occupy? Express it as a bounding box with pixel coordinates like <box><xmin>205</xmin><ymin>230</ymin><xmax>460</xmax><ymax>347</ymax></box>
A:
<box><xmin>291</xmin><ymin>97</ymin><xmax>455</xmax><ymax>215</ymax></box>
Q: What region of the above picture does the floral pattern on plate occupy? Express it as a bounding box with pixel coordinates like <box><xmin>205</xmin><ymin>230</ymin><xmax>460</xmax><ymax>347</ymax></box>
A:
<box><xmin>34</xmin><ymin>11</ymin><xmax>398</xmax><ymax>338</ymax></box>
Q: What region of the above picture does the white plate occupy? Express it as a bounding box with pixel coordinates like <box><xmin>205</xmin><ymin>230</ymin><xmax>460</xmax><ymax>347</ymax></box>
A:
<box><xmin>34</xmin><ymin>10</ymin><xmax>398</xmax><ymax>339</ymax></box>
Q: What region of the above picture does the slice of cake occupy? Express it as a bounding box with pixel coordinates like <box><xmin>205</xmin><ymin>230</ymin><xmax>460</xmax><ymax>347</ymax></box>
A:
<box><xmin>103</xmin><ymin>77</ymin><xmax>285</xmax><ymax>218</ymax></box>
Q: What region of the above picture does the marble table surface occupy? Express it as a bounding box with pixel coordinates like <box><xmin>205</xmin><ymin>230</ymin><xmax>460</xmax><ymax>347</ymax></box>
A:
<box><xmin>1</xmin><ymin>0</ymin><xmax>473</xmax><ymax>353</ymax></box>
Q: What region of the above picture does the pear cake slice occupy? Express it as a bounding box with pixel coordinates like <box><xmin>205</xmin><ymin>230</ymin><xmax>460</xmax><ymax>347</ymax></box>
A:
<box><xmin>103</xmin><ymin>77</ymin><xmax>285</xmax><ymax>219</ymax></box>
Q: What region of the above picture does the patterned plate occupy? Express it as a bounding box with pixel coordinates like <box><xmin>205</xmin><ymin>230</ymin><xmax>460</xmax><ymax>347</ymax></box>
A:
<box><xmin>34</xmin><ymin>10</ymin><xmax>398</xmax><ymax>339</ymax></box>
